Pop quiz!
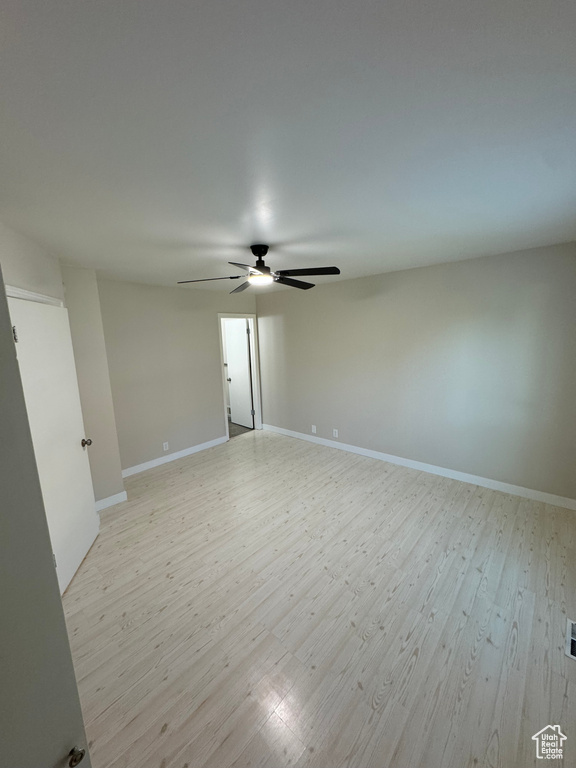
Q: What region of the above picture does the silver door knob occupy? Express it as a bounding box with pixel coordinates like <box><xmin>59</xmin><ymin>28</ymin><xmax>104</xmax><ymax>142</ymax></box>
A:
<box><xmin>68</xmin><ymin>746</ymin><xmax>86</xmax><ymax>766</ymax></box>
<box><xmin>81</xmin><ymin>438</ymin><xmax>92</xmax><ymax>448</ymax></box>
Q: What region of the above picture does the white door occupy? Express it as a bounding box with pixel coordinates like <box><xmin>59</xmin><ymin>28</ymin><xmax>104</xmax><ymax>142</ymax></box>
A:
<box><xmin>8</xmin><ymin>298</ymin><xmax>99</xmax><ymax>593</ymax></box>
<box><xmin>223</xmin><ymin>318</ymin><xmax>254</xmax><ymax>429</ymax></box>
<box><xmin>1</xmin><ymin>281</ymin><xmax>92</xmax><ymax>767</ymax></box>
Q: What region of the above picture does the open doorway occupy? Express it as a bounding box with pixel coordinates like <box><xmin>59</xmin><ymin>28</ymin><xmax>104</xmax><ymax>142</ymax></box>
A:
<box><xmin>219</xmin><ymin>314</ymin><xmax>262</xmax><ymax>439</ymax></box>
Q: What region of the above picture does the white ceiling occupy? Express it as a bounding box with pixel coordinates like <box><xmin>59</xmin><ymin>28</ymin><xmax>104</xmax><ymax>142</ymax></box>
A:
<box><xmin>1</xmin><ymin>0</ymin><xmax>575</xmax><ymax>290</ymax></box>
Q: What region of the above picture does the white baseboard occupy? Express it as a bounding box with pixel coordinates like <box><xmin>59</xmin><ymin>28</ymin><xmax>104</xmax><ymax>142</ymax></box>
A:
<box><xmin>122</xmin><ymin>436</ymin><xmax>228</xmax><ymax>478</ymax></box>
<box><xmin>95</xmin><ymin>491</ymin><xmax>128</xmax><ymax>512</ymax></box>
<box><xmin>262</xmin><ymin>424</ymin><xmax>576</xmax><ymax>511</ymax></box>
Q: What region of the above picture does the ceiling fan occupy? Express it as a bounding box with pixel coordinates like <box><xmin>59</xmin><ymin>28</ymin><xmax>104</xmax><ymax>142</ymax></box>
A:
<box><xmin>178</xmin><ymin>244</ymin><xmax>340</xmax><ymax>293</ymax></box>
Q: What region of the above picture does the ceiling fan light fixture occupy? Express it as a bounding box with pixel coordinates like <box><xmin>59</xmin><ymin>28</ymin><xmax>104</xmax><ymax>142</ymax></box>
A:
<box><xmin>248</xmin><ymin>273</ymin><xmax>274</xmax><ymax>286</ymax></box>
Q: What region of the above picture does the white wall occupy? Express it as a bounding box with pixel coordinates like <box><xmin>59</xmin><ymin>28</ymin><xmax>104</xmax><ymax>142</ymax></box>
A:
<box><xmin>62</xmin><ymin>265</ymin><xmax>125</xmax><ymax>502</ymax></box>
<box><xmin>257</xmin><ymin>242</ymin><xmax>576</xmax><ymax>500</ymax></box>
<box><xmin>0</xmin><ymin>221</ymin><xmax>64</xmax><ymax>299</ymax></box>
<box><xmin>98</xmin><ymin>279</ymin><xmax>256</xmax><ymax>471</ymax></box>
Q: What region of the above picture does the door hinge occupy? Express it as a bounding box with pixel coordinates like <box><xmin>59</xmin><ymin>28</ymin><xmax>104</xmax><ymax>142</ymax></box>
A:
<box><xmin>251</xmin><ymin>409</ymin><xmax>255</xmax><ymax>416</ymax></box>
<box><xmin>246</xmin><ymin>327</ymin><xmax>250</xmax><ymax>335</ymax></box>
<box><xmin>53</xmin><ymin>553</ymin><xmax>57</xmax><ymax>568</ymax></box>
<box><xmin>12</xmin><ymin>325</ymin><xmax>18</xmax><ymax>343</ymax></box>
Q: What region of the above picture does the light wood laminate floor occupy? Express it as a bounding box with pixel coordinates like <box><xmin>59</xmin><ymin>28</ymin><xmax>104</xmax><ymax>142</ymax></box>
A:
<box><xmin>63</xmin><ymin>430</ymin><xmax>576</xmax><ymax>768</ymax></box>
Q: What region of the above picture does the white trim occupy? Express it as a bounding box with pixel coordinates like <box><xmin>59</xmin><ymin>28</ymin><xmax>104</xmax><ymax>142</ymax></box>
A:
<box><xmin>247</xmin><ymin>316</ymin><xmax>263</xmax><ymax>430</ymax></box>
<box><xmin>5</xmin><ymin>284</ymin><xmax>64</xmax><ymax>307</ymax></box>
<box><xmin>218</xmin><ymin>312</ymin><xmax>258</xmax><ymax>318</ymax></box>
<box><xmin>565</xmin><ymin>618</ymin><xmax>576</xmax><ymax>660</ymax></box>
<box><xmin>95</xmin><ymin>491</ymin><xmax>128</xmax><ymax>512</ymax></box>
<box><xmin>262</xmin><ymin>424</ymin><xmax>576</xmax><ymax>511</ymax></box>
<box><xmin>122</xmin><ymin>436</ymin><xmax>228</xmax><ymax>478</ymax></box>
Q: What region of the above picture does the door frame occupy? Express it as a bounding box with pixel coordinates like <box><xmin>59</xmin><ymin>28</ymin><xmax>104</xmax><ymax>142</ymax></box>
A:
<box><xmin>218</xmin><ymin>313</ymin><xmax>263</xmax><ymax>437</ymax></box>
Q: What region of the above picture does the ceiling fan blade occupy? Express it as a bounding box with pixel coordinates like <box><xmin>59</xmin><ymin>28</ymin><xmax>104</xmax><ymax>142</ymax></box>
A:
<box><xmin>275</xmin><ymin>276</ymin><xmax>315</xmax><ymax>290</ymax></box>
<box><xmin>228</xmin><ymin>261</ymin><xmax>265</xmax><ymax>275</ymax></box>
<box><xmin>274</xmin><ymin>266</ymin><xmax>340</xmax><ymax>277</ymax></box>
<box><xmin>230</xmin><ymin>281</ymin><xmax>251</xmax><ymax>294</ymax></box>
<box><xmin>177</xmin><ymin>275</ymin><xmax>242</xmax><ymax>284</ymax></box>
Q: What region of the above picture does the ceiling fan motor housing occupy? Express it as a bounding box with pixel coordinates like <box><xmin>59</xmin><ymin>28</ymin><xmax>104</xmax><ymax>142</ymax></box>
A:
<box><xmin>250</xmin><ymin>244</ymin><xmax>269</xmax><ymax>259</ymax></box>
<box><xmin>250</xmin><ymin>244</ymin><xmax>271</xmax><ymax>274</ymax></box>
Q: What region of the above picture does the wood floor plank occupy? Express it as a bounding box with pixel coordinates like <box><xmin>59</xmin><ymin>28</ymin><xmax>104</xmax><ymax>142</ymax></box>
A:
<box><xmin>63</xmin><ymin>431</ymin><xmax>576</xmax><ymax>768</ymax></box>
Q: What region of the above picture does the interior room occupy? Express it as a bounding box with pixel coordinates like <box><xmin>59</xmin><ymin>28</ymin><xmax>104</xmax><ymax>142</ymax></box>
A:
<box><xmin>1</xmin><ymin>1</ymin><xmax>575</xmax><ymax>767</ymax></box>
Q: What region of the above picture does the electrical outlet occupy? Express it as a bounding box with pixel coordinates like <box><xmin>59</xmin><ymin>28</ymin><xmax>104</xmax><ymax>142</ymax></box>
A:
<box><xmin>311</xmin><ymin>425</ymin><xmax>317</xmax><ymax>434</ymax></box>
<box><xmin>332</xmin><ymin>428</ymin><xmax>339</xmax><ymax>438</ymax></box>
<box><xmin>163</xmin><ymin>442</ymin><xmax>169</xmax><ymax>451</ymax></box>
